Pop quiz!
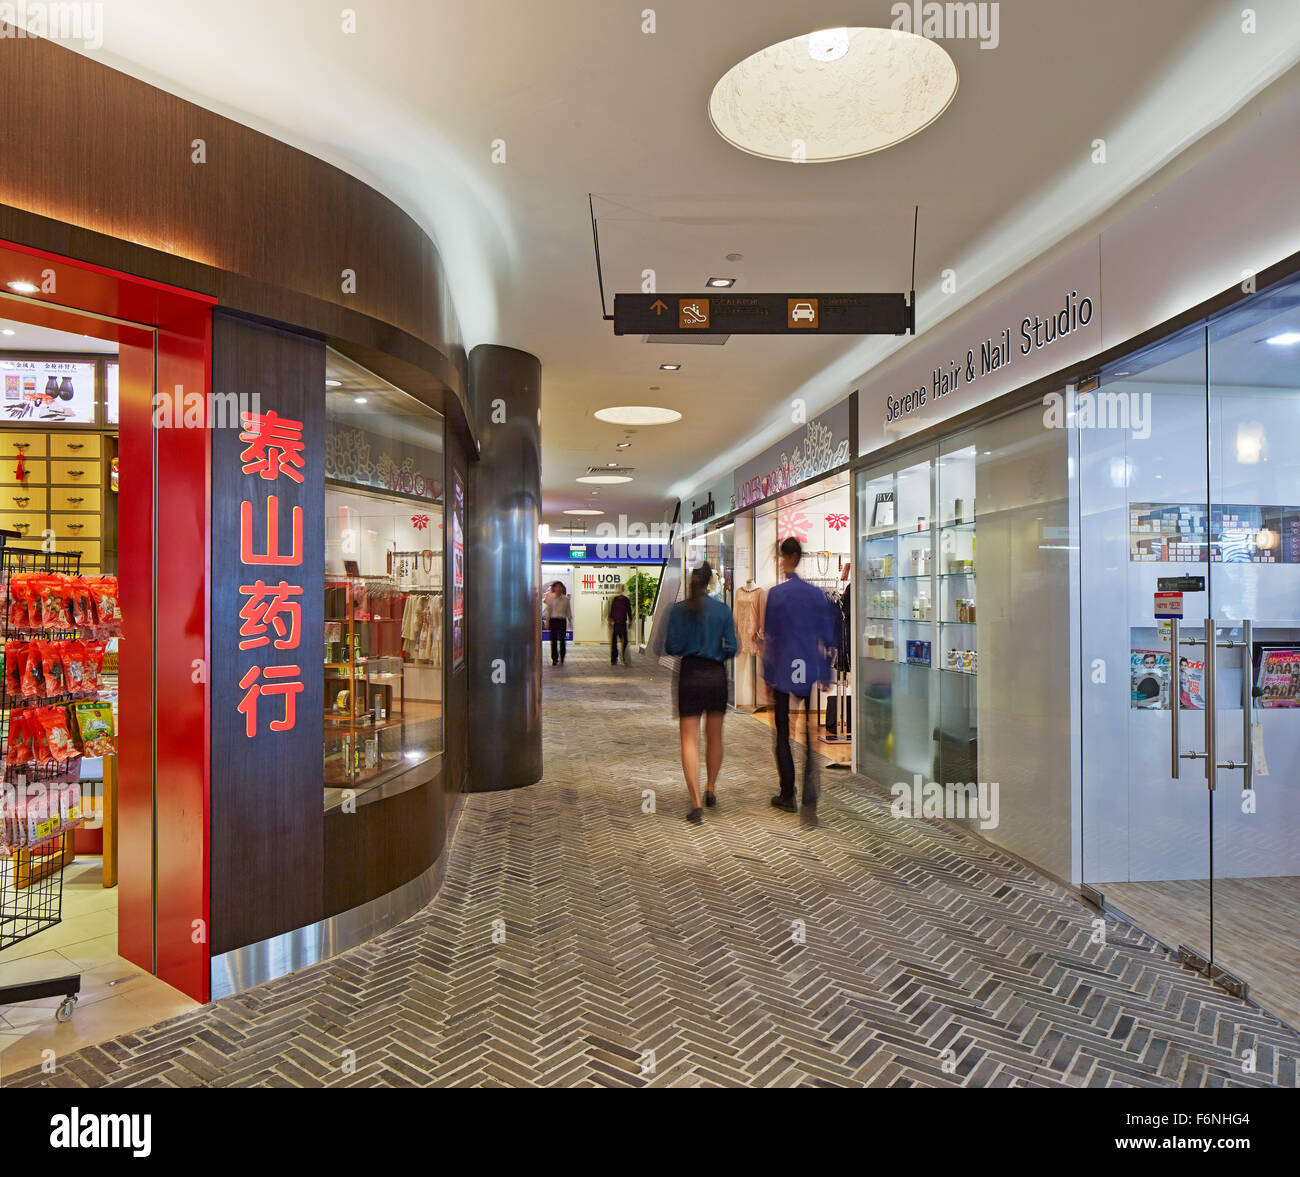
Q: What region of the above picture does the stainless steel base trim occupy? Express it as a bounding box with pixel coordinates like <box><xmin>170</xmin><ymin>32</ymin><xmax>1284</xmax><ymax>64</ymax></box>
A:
<box><xmin>210</xmin><ymin>849</ymin><xmax>448</xmax><ymax>1001</ymax></box>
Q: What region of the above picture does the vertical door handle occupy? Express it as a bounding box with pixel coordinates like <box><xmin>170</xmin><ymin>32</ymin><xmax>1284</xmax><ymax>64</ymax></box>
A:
<box><xmin>1203</xmin><ymin>618</ymin><xmax>1217</xmax><ymax>791</ymax></box>
<box><xmin>1241</xmin><ymin>618</ymin><xmax>1253</xmax><ymax>791</ymax></box>
<box><xmin>1170</xmin><ymin>617</ymin><xmax>1181</xmax><ymax>780</ymax></box>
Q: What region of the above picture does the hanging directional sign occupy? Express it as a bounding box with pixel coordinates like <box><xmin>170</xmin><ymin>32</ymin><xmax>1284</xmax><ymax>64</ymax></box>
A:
<box><xmin>613</xmin><ymin>292</ymin><xmax>913</xmax><ymax>336</ymax></box>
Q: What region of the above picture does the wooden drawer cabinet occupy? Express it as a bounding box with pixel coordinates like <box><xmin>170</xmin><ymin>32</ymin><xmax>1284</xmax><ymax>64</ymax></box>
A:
<box><xmin>52</xmin><ymin>512</ymin><xmax>100</xmax><ymax>540</ymax></box>
<box><xmin>50</xmin><ymin>486</ymin><xmax>100</xmax><ymax>512</ymax></box>
<box><xmin>49</xmin><ymin>433</ymin><xmax>103</xmax><ymax>459</ymax></box>
<box><xmin>1</xmin><ymin>487</ymin><xmax>47</xmax><ymax>511</ymax></box>
<box><xmin>0</xmin><ymin>431</ymin><xmax>48</xmax><ymax>458</ymax></box>
<box><xmin>52</xmin><ymin>537</ymin><xmax>101</xmax><ymax>564</ymax></box>
<box><xmin>49</xmin><ymin>458</ymin><xmax>99</xmax><ymax>485</ymax></box>
<box><xmin>0</xmin><ymin>460</ymin><xmax>47</xmax><ymax>486</ymax></box>
<box><xmin>0</xmin><ymin>509</ymin><xmax>47</xmax><ymax>539</ymax></box>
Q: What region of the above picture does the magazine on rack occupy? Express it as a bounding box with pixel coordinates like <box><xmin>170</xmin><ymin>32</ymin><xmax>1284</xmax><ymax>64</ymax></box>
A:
<box><xmin>1130</xmin><ymin>649</ymin><xmax>1169</xmax><ymax>709</ymax></box>
<box><xmin>1255</xmin><ymin>646</ymin><xmax>1300</xmax><ymax>708</ymax></box>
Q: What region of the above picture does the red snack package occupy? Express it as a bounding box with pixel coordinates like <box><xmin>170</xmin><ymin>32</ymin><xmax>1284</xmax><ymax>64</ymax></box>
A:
<box><xmin>22</xmin><ymin>641</ymin><xmax>45</xmax><ymax>699</ymax></box>
<box><xmin>4</xmin><ymin>641</ymin><xmax>27</xmax><ymax>699</ymax></box>
<box><xmin>7</xmin><ymin>574</ymin><xmax>33</xmax><ymax>630</ymax></box>
<box><xmin>68</xmin><ymin>577</ymin><xmax>95</xmax><ymax>627</ymax></box>
<box><xmin>38</xmin><ymin>706</ymin><xmax>79</xmax><ymax>762</ymax></box>
<box><xmin>39</xmin><ymin>574</ymin><xmax>72</xmax><ymax>629</ymax></box>
<box><xmin>90</xmin><ymin>576</ymin><xmax>119</xmax><ymax>631</ymax></box>
<box><xmin>38</xmin><ymin>640</ymin><xmax>66</xmax><ymax>697</ymax></box>
<box><xmin>30</xmin><ymin>708</ymin><xmax>52</xmax><ymax>765</ymax></box>
<box><xmin>6</xmin><ymin>710</ymin><xmax>32</xmax><ymax>767</ymax></box>
<box><xmin>82</xmin><ymin>641</ymin><xmax>105</xmax><ymax>691</ymax></box>
<box><xmin>60</xmin><ymin>640</ymin><xmax>89</xmax><ymax>695</ymax></box>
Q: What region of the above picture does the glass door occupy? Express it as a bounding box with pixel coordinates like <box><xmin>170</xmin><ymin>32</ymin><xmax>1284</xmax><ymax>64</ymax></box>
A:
<box><xmin>1082</xmin><ymin>269</ymin><xmax>1300</xmax><ymax>1030</ymax></box>
<box><xmin>1079</xmin><ymin>321</ymin><xmax>1214</xmax><ymax>976</ymax></box>
<box><xmin>1203</xmin><ymin>274</ymin><xmax>1300</xmax><ymax>1028</ymax></box>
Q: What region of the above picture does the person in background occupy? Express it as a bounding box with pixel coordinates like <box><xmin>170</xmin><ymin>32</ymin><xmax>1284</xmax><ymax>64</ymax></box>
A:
<box><xmin>763</xmin><ymin>537</ymin><xmax>838</xmax><ymax>814</ymax></box>
<box><xmin>664</xmin><ymin>561</ymin><xmax>738</xmax><ymax>823</ymax></box>
<box><xmin>608</xmin><ymin>582</ymin><xmax>632</xmax><ymax>666</ymax></box>
<box><xmin>543</xmin><ymin>581</ymin><xmax>572</xmax><ymax>666</ymax></box>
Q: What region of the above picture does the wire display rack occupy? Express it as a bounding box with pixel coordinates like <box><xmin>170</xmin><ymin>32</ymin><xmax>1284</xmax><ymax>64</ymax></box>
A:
<box><xmin>0</xmin><ymin>534</ymin><xmax>85</xmax><ymax>1021</ymax></box>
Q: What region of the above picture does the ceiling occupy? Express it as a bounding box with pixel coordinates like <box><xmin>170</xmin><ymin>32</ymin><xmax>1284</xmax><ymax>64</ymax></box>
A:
<box><xmin>64</xmin><ymin>0</ymin><xmax>1300</xmax><ymax>535</ymax></box>
<box><xmin>0</xmin><ymin>316</ymin><xmax>118</xmax><ymax>354</ymax></box>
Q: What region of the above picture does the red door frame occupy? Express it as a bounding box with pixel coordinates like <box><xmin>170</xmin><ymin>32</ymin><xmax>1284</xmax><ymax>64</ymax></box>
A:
<box><xmin>0</xmin><ymin>238</ymin><xmax>214</xmax><ymax>1001</ymax></box>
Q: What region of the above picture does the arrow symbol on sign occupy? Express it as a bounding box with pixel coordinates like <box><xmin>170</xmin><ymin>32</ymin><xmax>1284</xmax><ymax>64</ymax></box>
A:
<box><xmin>650</xmin><ymin>299</ymin><xmax>667</xmax><ymax>315</ymax></box>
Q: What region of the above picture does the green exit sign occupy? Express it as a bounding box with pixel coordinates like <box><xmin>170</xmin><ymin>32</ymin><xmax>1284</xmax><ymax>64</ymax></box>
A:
<box><xmin>569</xmin><ymin>546</ymin><xmax>587</xmax><ymax>558</ymax></box>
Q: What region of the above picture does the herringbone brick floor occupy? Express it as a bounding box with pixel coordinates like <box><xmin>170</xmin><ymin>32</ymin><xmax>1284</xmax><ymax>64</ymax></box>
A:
<box><xmin>6</xmin><ymin>645</ymin><xmax>1299</xmax><ymax>1087</ymax></box>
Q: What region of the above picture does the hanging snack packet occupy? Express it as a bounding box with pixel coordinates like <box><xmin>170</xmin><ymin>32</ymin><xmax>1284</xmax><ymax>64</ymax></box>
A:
<box><xmin>74</xmin><ymin>702</ymin><xmax>116</xmax><ymax>757</ymax></box>
<box><xmin>38</xmin><ymin>640</ymin><xmax>66</xmax><ymax>696</ymax></box>
<box><xmin>22</xmin><ymin>640</ymin><xmax>45</xmax><ymax>698</ymax></box>
<box><xmin>90</xmin><ymin>576</ymin><xmax>119</xmax><ymax>632</ymax></box>
<box><xmin>60</xmin><ymin>640</ymin><xmax>89</xmax><ymax>695</ymax></box>
<box><xmin>6</xmin><ymin>710</ymin><xmax>32</xmax><ymax>766</ymax></box>
<box><xmin>30</xmin><ymin>708</ymin><xmax>53</xmax><ymax>764</ymax></box>
<box><xmin>8</xmin><ymin>573</ymin><xmax>32</xmax><ymax>629</ymax></box>
<box><xmin>5</xmin><ymin>640</ymin><xmax>27</xmax><ymax>699</ymax></box>
<box><xmin>40</xmin><ymin>574</ymin><xmax>73</xmax><ymax>629</ymax></box>
<box><xmin>82</xmin><ymin>640</ymin><xmax>105</xmax><ymax>691</ymax></box>
<box><xmin>38</xmin><ymin>705</ymin><xmax>79</xmax><ymax>762</ymax></box>
<box><xmin>68</xmin><ymin>577</ymin><xmax>95</xmax><ymax>627</ymax></box>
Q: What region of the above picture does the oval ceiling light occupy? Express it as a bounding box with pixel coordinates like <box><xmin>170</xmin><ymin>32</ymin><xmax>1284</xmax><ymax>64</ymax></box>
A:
<box><xmin>594</xmin><ymin>406</ymin><xmax>682</xmax><ymax>426</ymax></box>
<box><xmin>577</xmin><ymin>475</ymin><xmax>633</xmax><ymax>484</ymax></box>
<box><xmin>709</xmin><ymin>27</ymin><xmax>958</xmax><ymax>163</ymax></box>
<box><xmin>564</xmin><ymin>509</ymin><xmax>606</xmax><ymax>516</ymax></box>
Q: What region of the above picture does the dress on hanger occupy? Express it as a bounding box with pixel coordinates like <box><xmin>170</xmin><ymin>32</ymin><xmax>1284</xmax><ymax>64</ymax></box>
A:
<box><xmin>734</xmin><ymin>585</ymin><xmax>766</xmax><ymax>656</ymax></box>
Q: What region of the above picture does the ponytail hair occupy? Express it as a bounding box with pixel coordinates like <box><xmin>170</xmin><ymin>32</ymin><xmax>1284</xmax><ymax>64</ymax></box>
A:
<box><xmin>686</xmin><ymin>561</ymin><xmax>712</xmax><ymax>613</ymax></box>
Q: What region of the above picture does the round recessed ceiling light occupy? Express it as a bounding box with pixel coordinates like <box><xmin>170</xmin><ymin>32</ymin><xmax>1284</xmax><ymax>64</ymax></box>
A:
<box><xmin>6</xmin><ymin>280</ymin><xmax>38</xmax><ymax>294</ymax></box>
<box><xmin>564</xmin><ymin>509</ymin><xmax>605</xmax><ymax>516</ymax></box>
<box><xmin>726</xmin><ymin>252</ymin><xmax>744</xmax><ymax>263</ymax></box>
<box><xmin>354</xmin><ymin>396</ymin><xmax>368</xmax><ymax>404</ymax></box>
<box><xmin>709</xmin><ymin>27</ymin><xmax>958</xmax><ymax>163</ymax></box>
<box><xmin>325</xmin><ymin>379</ymin><xmax>342</xmax><ymax>388</ymax></box>
<box><xmin>594</xmin><ymin>406</ymin><xmax>682</xmax><ymax>426</ymax></box>
<box><xmin>577</xmin><ymin>475</ymin><xmax>633</xmax><ymax>484</ymax></box>
<box><xmin>1</xmin><ymin>329</ymin><xmax>14</xmax><ymax>336</ymax></box>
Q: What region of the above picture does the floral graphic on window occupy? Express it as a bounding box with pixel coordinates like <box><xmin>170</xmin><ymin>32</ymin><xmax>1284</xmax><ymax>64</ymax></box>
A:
<box><xmin>411</xmin><ymin>513</ymin><xmax>430</xmax><ymax>532</ymax></box>
<box><xmin>776</xmin><ymin>506</ymin><xmax>813</xmax><ymax>544</ymax></box>
<box><xmin>825</xmin><ymin>512</ymin><xmax>849</xmax><ymax>531</ymax></box>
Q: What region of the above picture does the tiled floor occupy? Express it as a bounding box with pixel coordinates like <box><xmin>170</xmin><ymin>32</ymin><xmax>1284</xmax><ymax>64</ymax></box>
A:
<box><xmin>0</xmin><ymin>858</ymin><xmax>198</xmax><ymax>1080</ymax></box>
<box><xmin>5</xmin><ymin>645</ymin><xmax>1299</xmax><ymax>1087</ymax></box>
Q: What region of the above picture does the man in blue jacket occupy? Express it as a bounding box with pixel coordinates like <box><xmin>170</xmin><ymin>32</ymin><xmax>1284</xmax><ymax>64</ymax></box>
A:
<box><xmin>763</xmin><ymin>537</ymin><xmax>839</xmax><ymax>812</ymax></box>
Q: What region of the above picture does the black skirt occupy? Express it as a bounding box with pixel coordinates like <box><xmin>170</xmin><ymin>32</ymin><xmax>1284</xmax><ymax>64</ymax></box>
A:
<box><xmin>677</xmin><ymin>655</ymin><xmax>728</xmax><ymax>717</ymax></box>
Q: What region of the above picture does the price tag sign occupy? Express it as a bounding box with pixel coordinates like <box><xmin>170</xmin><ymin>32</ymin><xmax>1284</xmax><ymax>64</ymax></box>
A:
<box><xmin>1154</xmin><ymin>591</ymin><xmax>1183</xmax><ymax>619</ymax></box>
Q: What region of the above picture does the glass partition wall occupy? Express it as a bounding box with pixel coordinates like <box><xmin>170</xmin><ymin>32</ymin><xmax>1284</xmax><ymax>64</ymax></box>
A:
<box><xmin>1080</xmin><ymin>270</ymin><xmax>1300</xmax><ymax>1028</ymax></box>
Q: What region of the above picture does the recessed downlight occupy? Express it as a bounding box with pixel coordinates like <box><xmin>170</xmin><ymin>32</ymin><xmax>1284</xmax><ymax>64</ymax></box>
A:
<box><xmin>564</xmin><ymin>509</ymin><xmax>605</xmax><ymax>516</ymax></box>
<box><xmin>6</xmin><ymin>280</ymin><xmax>38</xmax><ymax>294</ymax></box>
<box><xmin>325</xmin><ymin>379</ymin><xmax>342</xmax><ymax>388</ymax></box>
<box><xmin>706</xmin><ymin>277</ymin><xmax>736</xmax><ymax>288</ymax></box>
<box><xmin>594</xmin><ymin>406</ymin><xmax>682</xmax><ymax>426</ymax></box>
<box><xmin>709</xmin><ymin>27</ymin><xmax>958</xmax><ymax>163</ymax></box>
<box><xmin>659</xmin><ymin>363</ymin><xmax>681</xmax><ymax>371</ymax></box>
<box><xmin>616</xmin><ymin>442</ymin><xmax>631</xmax><ymax>449</ymax></box>
<box><xmin>577</xmin><ymin>475</ymin><xmax>633</xmax><ymax>484</ymax></box>
<box><xmin>1</xmin><ymin>329</ymin><xmax>13</xmax><ymax>336</ymax></box>
<box><xmin>354</xmin><ymin>397</ymin><xmax>368</xmax><ymax>404</ymax></box>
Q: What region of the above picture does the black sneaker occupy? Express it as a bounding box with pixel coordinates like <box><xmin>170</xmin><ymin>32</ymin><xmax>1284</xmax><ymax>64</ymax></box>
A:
<box><xmin>705</xmin><ymin>791</ymin><xmax>717</xmax><ymax>808</ymax></box>
<box><xmin>770</xmin><ymin>794</ymin><xmax>797</xmax><ymax>812</ymax></box>
<box><xmin>686</xmin><ymin>807</ymin><xmax>704</xmax><ymax>824</ymax></box>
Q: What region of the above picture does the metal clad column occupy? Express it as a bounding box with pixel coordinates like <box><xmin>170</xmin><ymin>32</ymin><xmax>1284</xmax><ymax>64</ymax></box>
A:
<box><xmin>467</xmin><ymin>345</ymin><xmax>542</xmax><ymax>790</ymax></box>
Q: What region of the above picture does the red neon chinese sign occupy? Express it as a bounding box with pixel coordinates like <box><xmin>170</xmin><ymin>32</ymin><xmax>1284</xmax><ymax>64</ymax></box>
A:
<box><xmin>237</xmin><ymin>411</ymin><xmax>305</xmax><ymax>737</ymax></box>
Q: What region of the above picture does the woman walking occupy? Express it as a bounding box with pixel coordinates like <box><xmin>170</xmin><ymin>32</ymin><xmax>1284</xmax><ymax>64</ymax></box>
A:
<box><xmin>664</xmin><ymin>561</ymin><xmax>738</xmax><ymax>823</ymax></box>
<box><xmin>543</xmin><ymin>582</ymin><xmax>572</xmax><ymax>665</ymax></box>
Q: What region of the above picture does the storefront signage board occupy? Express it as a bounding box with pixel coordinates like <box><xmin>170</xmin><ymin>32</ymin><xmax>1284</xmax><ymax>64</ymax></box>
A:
<box><xmin>1154</xmin><ymin>591</ymin><xmax>1183</xmax><ymax>619</ymax></box>
<box><xmin>857</xmin><ymin>240</ymin><xmax>1102</xmax><ymax>456</ymax></box>
<box><xmin>733</xmin><ymin>400</ymin><xmax>851</xmax><ymax>510</ymax></box>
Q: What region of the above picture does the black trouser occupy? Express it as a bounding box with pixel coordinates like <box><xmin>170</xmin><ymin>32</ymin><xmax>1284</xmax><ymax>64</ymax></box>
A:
<box><xmin>773</xmin><ymin>689</ymin><xmax>816</xmax><ymax>801</ymax></box>
<box><xmin>611</xmin><ymin>620</ymin><xmax>628</xmax><ymax>664</ymax></box>
<box><xmin>549</xmin><ymin>618</ymin><xmax>567</xmax><ymax>663</ymax></box>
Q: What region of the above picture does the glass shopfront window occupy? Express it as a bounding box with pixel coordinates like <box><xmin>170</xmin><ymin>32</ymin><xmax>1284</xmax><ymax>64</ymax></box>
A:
<box><xmin>321</xmin><ymin>351</ymin><xmax>444</xmax><ymax>811</ymax></box>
